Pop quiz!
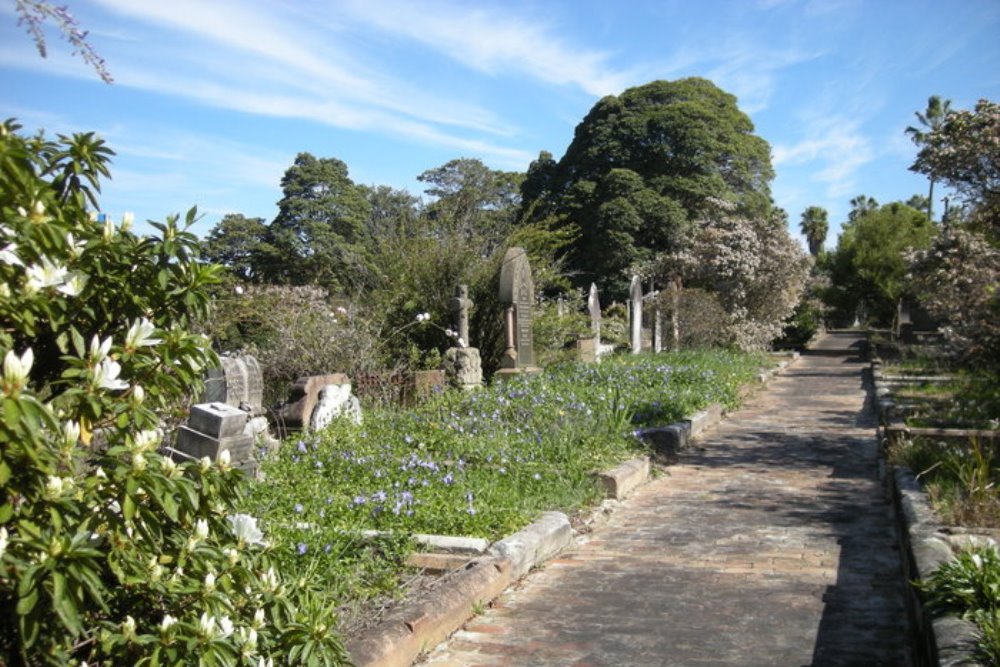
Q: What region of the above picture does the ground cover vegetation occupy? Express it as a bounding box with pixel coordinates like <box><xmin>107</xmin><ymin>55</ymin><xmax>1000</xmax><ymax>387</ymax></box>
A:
<box><xmin>241</xmin><ymin>349</ymin><xmax>767</xmax><ymax>629</ymax></box>
<box><xmin>920</xmin><ymin>545</ymin><xmax>1000</xmax><ymax>664</ymax></box>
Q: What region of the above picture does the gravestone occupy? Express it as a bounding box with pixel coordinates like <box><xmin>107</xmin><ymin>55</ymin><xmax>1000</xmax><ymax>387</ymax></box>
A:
<box><xmin>444</xmin><ymin>284</ymin><xmax>483</xmax><ymax>390</ymax></box>
<box><xmin>277</xmin><ymin>373</ymin><xmax>361</xmax><ymax>435</ymax></box>
<box><xmin>653</xmin><ymin>303</ymin><xmax>663</xmax><ymax>353</ymax></box>
<box><xmin>201</xmin><ymin>355</ymin><xmax>264</xmax><ymax>415</ymax></box>
<box><xmin>497</xmin><ymin>247</ymin><xmax>540</xmax><ymax>376</ymax></box>
<box><xmin>629</xmin><ymin>275</ymin><xmax>643</xmax><ymax>355</ymax></box>
<box><xmin>450</xmin><ymin>284</ymin><xmax>473</xmax><ymax>347</ymax></box>
<box><xmin>175</xmin><ymin>402</ymin><xmax>255</xmax><ymax>474</ymax></box>
<box><xmin>587</xmin><ymin>283</ymin><xmax>601</xmax><ymax>342</ymax></box>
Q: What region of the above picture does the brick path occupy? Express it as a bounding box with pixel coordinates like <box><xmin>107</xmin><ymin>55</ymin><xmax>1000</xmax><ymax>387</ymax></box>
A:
<box><xmin>421</xmin><ymin>332</ymin><xmax>911</xmax><ymax>666</ymax></box>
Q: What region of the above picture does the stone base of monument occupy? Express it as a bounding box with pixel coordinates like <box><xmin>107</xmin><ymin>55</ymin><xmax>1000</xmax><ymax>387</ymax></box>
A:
<box><xmin>442</xmin><ymin>347</ymin><xmax>483</xmax><ymax>391</ymax></box>
<box><xmin>175</xmin><ymin>402</ymin><xmax>256</xmax><ymax>474</ymax></box>
<box><xmin>493</xmin><ymin>366</ymin><xmax>542</xmax><ymax>381</ymax></box>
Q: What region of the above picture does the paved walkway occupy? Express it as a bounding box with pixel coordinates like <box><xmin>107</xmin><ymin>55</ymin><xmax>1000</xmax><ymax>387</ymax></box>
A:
<box><xmin>422</xmin><ymin>333</ymin><xmax>911</xmax><ymax>666</ymax></box>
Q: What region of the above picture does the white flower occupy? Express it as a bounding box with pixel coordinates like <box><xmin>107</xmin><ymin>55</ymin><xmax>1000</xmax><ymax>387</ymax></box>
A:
<box><xmin>194</xmin><ymin>518</ymin><xmax>210</xmax><ymax>541</ymax></box>
<box><xmin>199</xmin><ymin>612</ymin><xmax>218</xmax><ymax>639</ymax></box>
<box><xmin>102</xmin><ymin>217</ymin><xmax>114</xmax><ymax>242</ymax></box>
<box><xmin>261</xmin><ymin>567</ymin><xmax>279</xmax><ymax>593</ymax></box>
<box><xmin>223</xmin><ymin>547</ymin><xmax>239</xmax><ymax>566</ymax></box>
<box><xmin>25</xmin><ymin>257</ymin><xmax>68</xmax><ymax>291</ymax></box>
<box><xmin>160</xmin><ymin>614</ymin><xmax>177</xmax><ymax>633</ymax></box>
<box><xmin>29</xmin><ymin>200</ymin><xmax>48</xmax><ymax>223</ymax></box>
<box><xmin>92</xmin><ymin>358</ymin><xmax>128</xmax><ymax>391</ymax></box>
<box><xmin>240</xmin><ymin>626</ymin><xmax>258</xmax><ymax>651</ymax></box>
<box><xmin>218</xmin><ymin>449</ymin><xmax>231</xmax><ymax>470</ymax></box>
<box><xmin>204</xmin><ymin>571</ymin><xmax>216</xmax><ymax>591</ymax></box>
<box><xmin>161</xmin><ymin>456</ymin><xmax>178</xmax><ymax>476</ymax></box>
<box><xmin>120</xmin><ymin>211</ymin><xmax>134</xmax><ymax>233</ymax></box>
<box><xmin>228</xmin><ymin>513</ymin><xmax>266</xmax><ymax>547</ymax></box>
<box><xmin>416</xmin><ymin>312</ymin><xmax>430</xmax><ymax>323</ymax></box>
<box><xmin>89</xmin><ymin>335</ymin><xmax>112</xmax><ymax>363</ymax></box>
<box><xmin>0</xmin><ymin>243</ymin><xmax>23</xmax><ymax>266</ymax></box>
<box><xmin>252</xmin><ymin>608</ymin><xmax>265</xmax><ymax>629</ymax></box>
<box><xmin>56</xmin><ymin>271</ymin><xmax>88</xmax><ymax>297</ymax></box>
<box><xmin>199</xmin><ymin>456</ymin><xmax>212</xmax><ymax>472</ymax></box>
<box><xmin>258</xmin><ymin>657</ymin><xmax>274</xmax><ymax>667</ymax></box>
<box><xmin>121</xmin><ymin>615</ymin><xmax>136</xmax><ymax>641</ymax></box>
<box><xmin>44</xmin><ymin>475</ymin><xmax>67</xmax><ymax>499</ymax></box>
<box><xmin>132</xmin><ymin>429</ymin><xmax>161</xmax><ymax>452</ymax></box>
<box><xmin>65</xmin><ymin>233</ymin><xmax>86</xmax><ymax>258</ymax></box>
<box><xmin>0</xmin><ymin>527</ymin><xmax>8</xmax><ymax>559</ymax></box>
<box><xmin>131</xmin><ymin>384</ymin><xmax>145</xmax><ymax>406</ymax></box>
<box><xmin>131</xmin><ymin>452</ymin><xmax>147</xmax><ymax>472</ymax></box>
<box><xmin>217</xmin><ymin>616</ymin><xmax>234</xmax><ymax>638</ymax></box>
<box><xmin>3</xmin><ymin>348</ymin><xmax>33</xmax><ymax>395</ymax></box>
<box><xmin>124</xmin><ymin>317</ymin><xmax>161</xmax><ymax>349</ymax></box>
<box><xmin>234</xmin><ymin>285</ymin><xmax>244</xmax><ymax>295</ymax></box>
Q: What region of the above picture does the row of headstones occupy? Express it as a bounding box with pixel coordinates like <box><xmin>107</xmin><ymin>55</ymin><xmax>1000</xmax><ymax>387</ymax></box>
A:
<box><xmin>171</xmin><ymin>248</ymin><xmax>662</xmax><ymax>474</ymax></box>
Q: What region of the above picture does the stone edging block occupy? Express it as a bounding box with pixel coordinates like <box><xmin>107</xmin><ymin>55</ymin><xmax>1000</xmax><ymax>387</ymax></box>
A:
<box><xmin>488</xmin><ymin>511</ymin><xmax>574</xmax><ymax>581</ymax></box>
<box><xmin>887</xmin><ymin>464</ymin><xmax>984</xmax><ymax>666</ymax></box>
<box><xmin>346</xmin><ymin>557</ymin><xmax>511</xmax><ymax>667</ymax></box>
<box><xmin>687</xmin><ymin>402</ymin><xmax>724</xmax><ymax>439</ymax></box>
<box><xmin>596</xmin><ymin>457</ymin><xmax>649</xmax><ymax>500</ymax></box>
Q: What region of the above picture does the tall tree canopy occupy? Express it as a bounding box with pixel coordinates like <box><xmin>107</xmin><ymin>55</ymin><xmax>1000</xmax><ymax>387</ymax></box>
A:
<box><xmin>266</xmin><ymin>152</ymin><xmax>372</xmax><ymax>291</ymax></box>
<box><xmin>906</xmin><ymin>95</ymin><xmax>952</xmax><ymax>221</ymax></box>
<box><xmin>520</xmin><ymin>77</ymin><xmax>774</xmax><ymax>293</ymax></box>
<box><xmin>799</xmin><ymin>206</ymin><xmax>829</xmax><ymax>257</ymax></box>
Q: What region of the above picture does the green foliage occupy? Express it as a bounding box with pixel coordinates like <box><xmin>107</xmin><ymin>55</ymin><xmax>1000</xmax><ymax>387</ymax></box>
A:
<box><xmin>202</xmin><ymin>214</ymin><xmax>272</xmax><ymax>283</ymax></box>
<box><xmin>825</xmin><ymin>201</ymin><xmax>935</xmax><ymax>326</ymax></box>
<box><xmin>0</xmin><ymin>120</ymin><xmax>349</xmax><ymax>665</ymax></box>
<box><xmin>521</xmin><ymin>77</ymin><xmax>774</xmax><ymax>295</ymax></box>
<box><xmin>920</xmin><ymin>545</ymin><xmax>1000</xmax><ymax>663</ymax></box>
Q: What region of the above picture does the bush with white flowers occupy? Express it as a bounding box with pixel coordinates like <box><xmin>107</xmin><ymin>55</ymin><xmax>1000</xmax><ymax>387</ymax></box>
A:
<box><xmin>0</xmin><ymin>120</ymin><xmax>349</xmax><ymax>665</ymax></box>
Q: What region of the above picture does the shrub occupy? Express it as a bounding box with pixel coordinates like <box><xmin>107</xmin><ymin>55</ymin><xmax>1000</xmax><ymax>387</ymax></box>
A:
<box><xmin>0</xmin><ymin>121</ymin><xmax>348</xmax><ymax>665</ymax></box>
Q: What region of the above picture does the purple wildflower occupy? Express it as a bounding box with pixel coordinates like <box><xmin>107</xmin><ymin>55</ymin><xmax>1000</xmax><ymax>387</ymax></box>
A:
<box><xmin>296</xmin><ymin>543</ymin><xmax>307</xmax><ymax>555</ymax></box>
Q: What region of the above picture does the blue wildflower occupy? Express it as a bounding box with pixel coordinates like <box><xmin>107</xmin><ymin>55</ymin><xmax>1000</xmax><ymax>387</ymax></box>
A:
<box><xmin>297</xmin><ymin>543</ymin><xmax>307</xmax><ymax>555</ymax></box>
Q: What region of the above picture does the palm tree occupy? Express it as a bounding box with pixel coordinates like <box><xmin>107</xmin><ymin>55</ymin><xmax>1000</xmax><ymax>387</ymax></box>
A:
<box><xmin>906</xmin><ymin>95</ymin><xmax>952</xmax><ymax>221</ymax></box>
<box><xmin>799</xmin><ymin>206</ymin><xmax>829</xmax><ymax>257</ymax></box>
<box><xmin>848</xmin><ymin>195</ymin><xmax>879</xmax><ymax>223</ymax></box>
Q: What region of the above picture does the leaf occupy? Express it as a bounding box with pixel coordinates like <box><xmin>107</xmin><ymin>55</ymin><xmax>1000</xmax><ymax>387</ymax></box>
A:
<box><xmin>123</xmin><ymin>494</ymin><xmax>136</xmax><ymax>521</ymax></box>
<box><xmin>0</xmin><ymin>458</ymin><xmax>10</xmax><ymax>485</ymax></box>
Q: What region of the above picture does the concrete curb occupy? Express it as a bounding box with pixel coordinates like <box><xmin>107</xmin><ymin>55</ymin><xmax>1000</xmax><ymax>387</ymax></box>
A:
<box><xmin>488</xmin><ymin>511</ymin><xmax>574</xmax><ymax>581</ymax></box>
<box><xmin>346</xmin><ymin>558</ymin><xmax>512</xmax><ymax>667</ymax></box>
<box><xmin>595</xmin><ymin>456</ymin><xmax>650</xmax><ymax>500</ymax></box>
<box><xmin>885</xmin><ymin>459</ymin><xmax>985</xmax><ymax>665</ymax></box>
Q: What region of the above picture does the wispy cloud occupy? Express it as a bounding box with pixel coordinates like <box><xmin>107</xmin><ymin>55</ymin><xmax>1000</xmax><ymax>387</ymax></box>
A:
<box><xmin>337</xmin><ymin>0</ymin><xmax>634</xmax><ymax>97</ymax></box>
<box><xmin>773</xmin><ymin>119</ymin><xmax>873</xmax><ymax>198</ymax></box>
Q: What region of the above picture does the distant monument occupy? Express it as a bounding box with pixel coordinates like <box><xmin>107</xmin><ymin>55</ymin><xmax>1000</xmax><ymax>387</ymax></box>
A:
<box><xmin>588</xmin><ymin>283</ymin><xmax>602</xmax><ymax>343</ymax></box>
<box><xmin>443</xmin><ymin>284</ymin><xmax>483</xmax><ymax>390</ymax></box>
<box><xmin>629</xmin><ymin>275</ymin><xmax>643</xmax><ymax>355</ymax></box>
<box><xmin>497</xmin><ymin>247</ymin><xmax>540</xmax><ymax>377</ymax></box>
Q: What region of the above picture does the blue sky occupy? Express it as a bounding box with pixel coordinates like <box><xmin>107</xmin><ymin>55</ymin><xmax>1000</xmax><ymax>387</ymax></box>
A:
<box><xmin>2</xmin><ymin>0</ymin><xmax>998</xmax><ymax>245</ymax></box>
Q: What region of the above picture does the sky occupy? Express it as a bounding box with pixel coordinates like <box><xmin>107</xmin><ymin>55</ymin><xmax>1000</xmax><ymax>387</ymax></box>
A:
<box><xmin>1</xmin><ymin>0</ymin><xmax>998</xmax><ymax>246</ymax></box>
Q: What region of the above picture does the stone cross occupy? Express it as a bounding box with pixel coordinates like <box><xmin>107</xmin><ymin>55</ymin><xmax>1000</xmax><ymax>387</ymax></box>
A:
<box><xmin>450</xmin><ymin>284</ymin><xmax>473</xmax><ymax>347</ymax></box>
<box><xmin>587</xmin><ymin>283</ymin><xmax>601</xmax><ymax>342</ymax></box>
<box><xmin>498</xmin><ymin>247</ymin><xmax>536</xmax><ymax>370</ymax></box>
<box><xmin>629</xmin><ymin>275</ymin><xmax>643</xmax><ymax>355</ymax></box>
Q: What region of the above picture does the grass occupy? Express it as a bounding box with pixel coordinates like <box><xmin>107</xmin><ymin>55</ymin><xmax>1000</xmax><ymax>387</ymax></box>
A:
<box><xmin>920</xmin><ymin>546</ymin><xmax>1000</xmax><ymax>665</ymax></box>
<box><xmin>239</xmin><ymin>348</ymin><xmax>767</xmax><ymax>626</ymax></box>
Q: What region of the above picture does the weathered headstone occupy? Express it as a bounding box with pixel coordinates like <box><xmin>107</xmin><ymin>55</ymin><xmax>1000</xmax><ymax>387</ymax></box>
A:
<box><xmin>653</xmin><ymin>304</ymin><xmax>663</xmax><ymax>353</ymax></box>
<box><xmin>629</xmin><ymin>275</ymin><xmax>643</xmax><ymax>355</ymax></box>
<box><xmin>175</xmin><ymin>402</ymin><xmax>255</xmax><ymax>473</ymax></box>
<box><xmin>588</xmin><ymin>283</ymin><xmax>601</xmax><ymax>342</ymax></box>
<box><xmin>201</xmin><ymin>355</ymin><xmax>264</xmax><ymax>415</ymax></box>
<box><xmin>277</xmin><ymin>373</ymin><xmax>360</xmax><ymax>434</ymax></box>
<box><xmin>450</xmin><ymin>284</ymin><xmax>473</xmax><ymax>347</ymax></box>
<box><xmin>497</xmin><ymin>247</ymin><xmax>539</xmax><ymax>375</ymax></box>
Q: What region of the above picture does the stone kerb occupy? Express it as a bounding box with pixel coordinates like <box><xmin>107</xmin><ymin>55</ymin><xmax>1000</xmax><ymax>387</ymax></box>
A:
<box><xmin>873</xmin><ymin>361</ymin><xmax>987</xmax><ymax>666</ymax></box>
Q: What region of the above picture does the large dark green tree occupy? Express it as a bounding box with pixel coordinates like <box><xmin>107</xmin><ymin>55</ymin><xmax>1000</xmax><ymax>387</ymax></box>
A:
<box><xmin>825</xmin><ymin>201</ymin><xmax>934</xmax><ymax>325</ymax></box>
<box><xmin>266</xmin><ymin>152</ymin><xmax>372</xmax><ymax>291</ymax></box>
<box><xmin>520</xmin><ymin>77</ymin><xmax>774</xmax><ymax>293</ymax></box>
<box><xmin>202</xmin><ymin>213</ymin><xmax>271</xmax><ymax>281</ymax></box>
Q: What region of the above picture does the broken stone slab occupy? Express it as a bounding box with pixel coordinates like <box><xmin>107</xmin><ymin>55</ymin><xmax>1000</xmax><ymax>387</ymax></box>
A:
<box><xmin>359</xmin><ymin>530</ymin><xmax>489</xmax><ymax>556</ymax></box>
<box><xmin>488</xmin><ymin>511</ymin><xmax>573</xmax><ymax>581</ymax></box>
<box><xmin>636</xmin><ymin>423</ymin><xmax>691</xmax><ymax>459</ymax></box>
<box><xmin>405</xmin><ymin>552</ymin><xmax>473</xmax><ymax>575</ymax></box>
<box><xmin>277</xmin><ymin>373</ymin><xmax>352</xmax><ymax>432</ymax></box>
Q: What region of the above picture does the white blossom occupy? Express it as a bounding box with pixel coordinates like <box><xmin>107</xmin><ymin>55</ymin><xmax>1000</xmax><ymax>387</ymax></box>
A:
<box><xmin>56</xmin><ymin>271</ymin><xmax>88</xmax><ymax>297</ymax></box>
<box><xmin>89</xmin><ymin>335</ymin><xmax>112</xmax><ymax>363</ymax></box>
<box><xmin>92</xmin><ymin>358</ymin><xmax>128</xmax><ymax>391</ymax></box>
<box><xmin>218</xmin><ymin>448</ymin><xmax>231</xmax><ymax>470</ymax></box>
<box><xmin>228</xmin><ymin>513</ymin><xmax>266</xmax><ymax>547</ymax></box>
<box><xmin>131</xmin><ymin>429</ymin><xmax>161</xmax><ymax>452</ymax></box>
<box><xmin>194</xmin><ymin>518</ymin><xmax>210</xmax><ymax>541</ymax></box>
<box><xmin>217</xmin><ymin>616</ymin><xmax>234</xmax><ymax>638</ymax></box>
<box><xmin>204</xmin><ymin>571</ymin><xmax>216</xmax><ymax>591</ymax></box>
<box><xmin>0</xmin><ymin>243</ymin><xmax>23</xmax><ymax>266</ymax></box>
<box><xmin>0</xmin><ymin>526</ymin><xmax>8</xmax><ymax>559</ymax></box>
<box><xmin>120</xmin><ymin>211</ymin><xmax>135</xmax><ymax>233</ymax></box>
<box><xmin>121</xmin><ymin>615</ymin><xmax>136</xmax><ymax>641</ymax></box>
<box><xmin>124</xmin><ymin>317</ymin><xmax>161</xmax><ymax>349</ymax></box>
<box><xmin>199</xmin><ymin>612</ymin><xmax>218</xmax><ymax>639</ymax></box>
<box><xmin>252</xmin><ymin>608</ymin><xmax>266</xmax><ymax>629</ymax></box>
<box><xmin>25</xmin><ymin>257</ymin><xmax>69</xmax><ymax>292</ymax></box>
<box><xmin>160</xmin><ymin>615</ymin><xmax>177</xmax><ymax>633</ymax></box>
<box><xmin>3</xmin><ymin>348</ymin><xmax>33</xmax><ymax>395</ymax></box>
